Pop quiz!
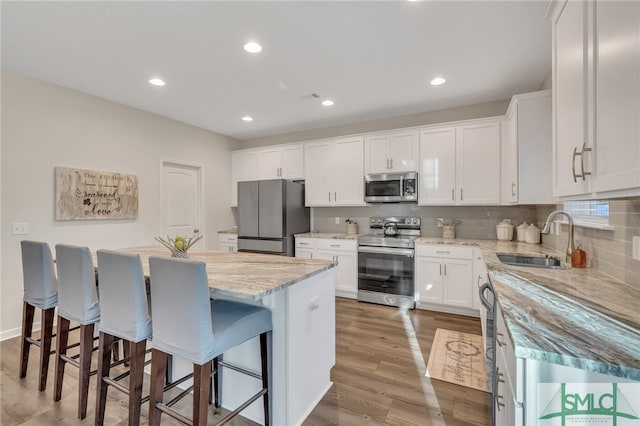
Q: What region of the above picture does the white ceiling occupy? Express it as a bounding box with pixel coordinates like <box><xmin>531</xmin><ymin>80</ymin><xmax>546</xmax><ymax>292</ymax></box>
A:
<box><xmin>1</xmin><ymin>1</ymin><xmax>551</xmax><ymax>141</ymax></box>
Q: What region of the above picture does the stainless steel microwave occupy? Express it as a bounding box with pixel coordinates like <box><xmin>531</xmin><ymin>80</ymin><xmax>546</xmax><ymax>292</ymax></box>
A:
<box><xmin>364</xmin><ymin>172</ymin><xmax>418</xmax><ymax>203</ymax></box>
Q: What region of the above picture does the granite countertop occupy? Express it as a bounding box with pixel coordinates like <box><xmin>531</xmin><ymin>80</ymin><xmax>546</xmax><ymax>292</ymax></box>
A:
<box><xmin>416</xmin><ymin>238</ymin><xmax>640</xmax><ymax>380</ymax></box>
<box><xmin>116</xmin><ymin>247</ymin><xmax>335</xmax><ymax>301</ymax></box>
<box><xmin>217</xmin><ymin>229</ymin><xmax>237</xmax><ymax>234</ymax></box>
<box><xmin>295</xmin><ymin>232</ymin><xmax>361</xmax><ymax>240</ymax></box>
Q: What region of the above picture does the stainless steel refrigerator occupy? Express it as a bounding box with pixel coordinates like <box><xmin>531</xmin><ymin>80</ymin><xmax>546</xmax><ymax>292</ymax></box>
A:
<box><xmin>237</xmin><ymin>179</ymin><xmax>310</xmax><ymax>256</ymax></box>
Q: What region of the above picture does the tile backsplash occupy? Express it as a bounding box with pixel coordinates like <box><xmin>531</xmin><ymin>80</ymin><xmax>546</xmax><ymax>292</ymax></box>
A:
<box><xmin>537</xmin><ymin>198</ymin><xmax>640</xmax><ymax>288</ymax></box>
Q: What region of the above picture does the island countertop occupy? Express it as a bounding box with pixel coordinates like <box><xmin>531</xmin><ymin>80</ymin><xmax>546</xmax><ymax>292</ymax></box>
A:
<box><xmin>116</xmin><ymin>247</ymin><xmax>335</xmax><ymax>301</ymax></box>
<box><xmin>415</xmin><ymin>238</ymin><xmax>640</xmax><ymax>380</ymax></box>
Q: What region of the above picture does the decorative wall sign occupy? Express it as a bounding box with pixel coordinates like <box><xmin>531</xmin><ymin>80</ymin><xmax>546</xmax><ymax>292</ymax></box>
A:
<box><xmin>55</xmin><ymin>167</ymin><xmax>139</xmax><ymax>220</ymax></box>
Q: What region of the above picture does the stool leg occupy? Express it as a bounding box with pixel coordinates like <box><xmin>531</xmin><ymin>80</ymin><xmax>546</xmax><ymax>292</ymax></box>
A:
<box><xmin>53</xmin><ymin>316</ymin><xmax>70</xmax><ymax>402</ymax></box>
<box><xmin>260</xmin><ymin>332</ymin><xmax>271</xmax><ymax>426</ymax></box>
<box><xmin>212</xmin><ymin>357</ymin><xmax>219</xmax><ymax>407</ymax></box>
<box><xmin>128</xmin><ymin>340</ymin><xmax>147</xmax><ymax>426</ymax></box>
<box><xmin>77</xmin><ymin>323</ymin><xmax>94</xmax><ymax>419</ymax></box>
<box><xmin>95</xmin><ymin>332</ymin><xmax>114</xmax><ymax>426</ymax></box>
<box><xmin>193</xmin><ymin>361</ymin><xmax>212</xmax><ymax>426</ymax></box>
<box><xmin>149</xmin><ymin>349</ymin><xmax>167</xmax><ymax>426</ymax></box>
<box><xmin>38</xmin><ymin>307</ymin><xmax>55</xmax><ymax>391</ymax></box>
<box><xmin>214</xmin><ymin>354</ymin><xmax>223</xmax><ymax>408</ymax></box>
<box><xmin>19</xmin><ymin>302</ymin><xmax>35</xmax><ymax>379</ymax></box>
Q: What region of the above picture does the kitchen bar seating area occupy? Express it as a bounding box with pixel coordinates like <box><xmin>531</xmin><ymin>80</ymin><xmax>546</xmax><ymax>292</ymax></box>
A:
<box><xmin>12</xmin><ymin>241</ymin><xmax>337</xmax><ymax>426</ymax></box>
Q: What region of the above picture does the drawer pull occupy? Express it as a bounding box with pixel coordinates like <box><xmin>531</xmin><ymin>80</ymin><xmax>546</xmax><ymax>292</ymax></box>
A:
<box><xmin>496</xmin><ymin>395</ymin><xmax>505</xmax><ymax>411</ymax></box>
<box><xmin>436</xmin><ymin>250</ymin><xmax>451</xmax><ymax>254</ymax></box>
<box><xmin>330</xmin><ymin>244</ymin><xmax>340</xmax><ymax>248</ymax></box>
<box><xmin>496</xmin><ymin>332</ymin><xmax>507</xmax><ymax>347</ymax></box>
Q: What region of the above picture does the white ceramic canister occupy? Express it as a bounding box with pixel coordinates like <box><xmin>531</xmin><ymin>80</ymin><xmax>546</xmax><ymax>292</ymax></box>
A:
<box><xmin>496</xmin><ymin>219</ymin><xmax>514</xmax><ymax>241</ymax></box>
<box><xmin>442</xmin><ymin>225</ymin><xmax>456</xmax><ymax>239</ymax></box>
<box><xmin>525</xmin><ymin>224</ymin><xmax>541</xmax><ymax>244</ymax></box>
<box><xmin>517</xmin><ymin>222</ymin><xmax>528</xmax><ymax>242</ymax></box>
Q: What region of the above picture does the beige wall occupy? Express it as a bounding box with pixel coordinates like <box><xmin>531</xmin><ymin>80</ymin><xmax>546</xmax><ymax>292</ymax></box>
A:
<box><xmin>537</xmin><ymin>200</ymin><xmax>640</xmax><ymax>288</ymax></box>
<box><xmin>0</xmin><ymin>72</ymin><xmax>239</xmax><ymax>339</ymax></box>
<box><xmin>239</xmin><ymin>99</ymin><xmax>510</xmax><ymax>149</ymax></box>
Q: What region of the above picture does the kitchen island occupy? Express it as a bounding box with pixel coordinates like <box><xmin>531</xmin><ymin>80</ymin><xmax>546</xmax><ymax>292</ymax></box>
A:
<box><xmin>118</xmin><ymin>247</ymin><xmax>337</xmax><ymax>426</ymax></box>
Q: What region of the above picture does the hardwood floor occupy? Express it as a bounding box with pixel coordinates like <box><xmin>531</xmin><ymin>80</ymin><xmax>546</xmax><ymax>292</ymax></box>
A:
<box><xmin>1</xmin><ymin>298</ymin><xmax>490</xmax><ymax>425</ymax></box>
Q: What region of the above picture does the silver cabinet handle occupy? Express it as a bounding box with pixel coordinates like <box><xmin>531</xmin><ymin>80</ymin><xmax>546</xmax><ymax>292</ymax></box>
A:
<box><xmin>330</xmin><ymin>244</ymin><xmax>341</xmax><ymax>248</ymax></box>
<box><xmin>511</xmin><ymin>182</ymin><xmax>516</xmax><ymax>196</ymax></box>
<box><xmin>328</xmin><ymin>192</ymin><xmax>331</xmax><ymax>202</ymax></box>
<box><xmin>572</xmin><ymin>146</ymin><xmax>579</xmax><ymax>182</ymax></box>
<box><xmin>334</xmin><ymin>192</ymin><xmax>337</xmax><ymax>202</ymax></box>
<box><xmin>579</xmin><ymin>142</ymin><xmax>592</xmax><ymax>181</ymax></box>
<box><xmin>460</xmin><ymin>188</ymin><xmax>463</xmax><ymax>201</ymax></box>
<box><xmin>496</xmin><ymin>366</ymin><xmax>505</xmax><ymax>411</ymax></box>
<box><xmin>451</xmin><ymin>188</ymin><xmax>455</xmax><ymax>201</ymax></box>
<box><xmin>496</xmin><ymin>332</ymin><xmax>506</xmax><ymax>347</ymax></box>
<box><xmin>444</xmin><ymin>264</ymin><xmax>447</xmax><ymax>276</ymax></box>
<box><xmin>299</xmin><ymin>242</ymin><xmax>309</xmax><ymax>246</ymax></box>
<box><xmin>439</xmin><ymin>264</ymin><xmax>442</xmax><ymax>275</ymax></box>
<box><xmin>390</xmin><ymin>158</ymin><xmax>393</xmax><ymax>169</ymax></box>
<box><xmin>436</xmin><ymin>250</ymin><xmax>450</xmax><ymax>254</ymax></box>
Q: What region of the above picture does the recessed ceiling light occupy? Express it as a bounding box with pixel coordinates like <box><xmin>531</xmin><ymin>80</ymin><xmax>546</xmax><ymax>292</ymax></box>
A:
<box><xmin>321</xmin><ymin>99</ymin><xmax>334</xmax><ymax>107</ymax></box>
<box><xmin>149</xmin><ymin>78</ymin><xmax>165</xmax><ymax>86</ymax></box>
<box><xmin>430</xmin><ymin>77</ymin><xmax>446</xmax><ymax>86</ymax></box>
<box><xmin>244</xmin><ymin>42</ymin><xmax>262</xmax><ymax>53</ymax></box>
<box><xmin>242</xmin><ymin>116</ymin><xmax>253</xmax><ymax>122</ymax></box>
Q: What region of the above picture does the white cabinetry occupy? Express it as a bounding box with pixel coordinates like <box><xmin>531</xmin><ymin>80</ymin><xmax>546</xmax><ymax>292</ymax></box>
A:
<box><xmin>258</xmin><ymin>144</ymin><xmax>304</xmax><ymax>180</ymax></box>
<box><xmin>548</xmin><ymin>0</ymin><xmax>640</xmax><ymax>199</ymax></box>
<box><xmin>304</xmin><ymin>137</ymin><xmax>364</xmax><ymax>207</ymax></box>
<box><xmin>502</xmin><ymin>91</ymin><xmax>554</xmax><ymax>204</ymax></box>
<box><xmin>415</xmin><ymin>244</ymin><xmax>478</xmax><ymax>316</ymax></box>
<box><xmin>494</xmin><ymin>302</ymin><xmax>524</xmax><ymax>426</ymax></box>
<box><xmin>295</xmin><ymin>237</ymin><xmax>358</xmax><ymax>298</ymax></box>
<box><xmin>218</xmin><ymin>233</ymin><xmax>238</xmax><ymax>252</ymax></box>
<box><xmin>419</xmin><ymin>119</ymin><xmax>502</xmax><ymax>205</ymax></box>
<box><xmin>364</xmin><ymin>130</ymin><xmax>419</xmax><ymax>173</ymax></box>
<box><xmin>231</xmin><ymin>150</ymin><xmax>259</xmax><ymax>207</ymax></box>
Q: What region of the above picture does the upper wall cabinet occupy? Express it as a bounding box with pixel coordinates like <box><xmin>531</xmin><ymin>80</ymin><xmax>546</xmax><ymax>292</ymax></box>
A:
<box><xmin>548</xmin><ymin>0</ymin><xmax>640</xmax><ymax>199</ymax></box>
<box><xmin>501</xmin><ymin>90</ymin><xmax>554</xmax><ymax>204</ymax></box>
<box><xmin>231</xmin><ymin>150</ymin><xmax>259</xmax><ymax>206</ymax></box>
<box><xmin>258</xmin><ymin>144</ymin><xmax>304</xmax><ymax>180</ymax></box>
<box><xmin>364</xmin><ymin>130</ymin><xmax>419</xmax><ymax>173</ymax></box>
<box><xmin>419</xmin><ymin>119</ymin><xmax>502</xmax><ymax>205</ymax></box>
<box><xmin>304</xmin><ymin>137</ymin><xmax>365</xmax><ymax>207</ymax></box>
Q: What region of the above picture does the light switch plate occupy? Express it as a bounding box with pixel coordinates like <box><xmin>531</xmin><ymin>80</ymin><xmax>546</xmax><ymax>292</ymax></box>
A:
<box><xmin>12</xmin><ymin>222</ymin><xmax>29</xmax><ymax>235</ymax></box>
<box><xmin>334</xmin><ymin>217</ymin><xmax>340</xmax><ymax>225</ymax></box>
<box><xmin>633</xmin><ymin>236</ymin><xmax>640</xmax><ymax>261</ymax></box>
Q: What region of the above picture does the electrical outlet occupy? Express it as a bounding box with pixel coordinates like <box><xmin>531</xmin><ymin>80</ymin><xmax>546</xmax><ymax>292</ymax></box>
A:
<box><xmin>436</xmin><ymin>218</ymin><xmax>444</xmax><ymax>228</ymax></box>
<box><xmin>334</xmin><ymin>217</ymin><xmax>340</xmax><ymax>225</ymax></box>
<box><xmin>12</xmin><ymin>222</ymin><xmax>29</xmax><ymax>235</ymax></box>
<box><xmin>633</xmin><ymin>236</ymin><xmax>640</xmax><ymax>261</ymax></box>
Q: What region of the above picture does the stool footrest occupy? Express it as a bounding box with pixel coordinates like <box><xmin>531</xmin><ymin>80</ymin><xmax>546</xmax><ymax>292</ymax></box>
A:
<box><xmin>217</xmin><ymin>360</ymin><xmax>262</xmax><ymax>380</ymax></box>
<box><xmin>156</xmin><ymin>401</ymin><xmax>193</xmax><ymax>425</ymax></box>
<box><xmin>217</xmin><ymin>388</ymin><xmax>268</xmax><ymax>426</ymax></box>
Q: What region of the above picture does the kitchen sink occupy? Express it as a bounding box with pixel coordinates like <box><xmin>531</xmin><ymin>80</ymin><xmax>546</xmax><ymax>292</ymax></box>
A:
<box><xmin>496</xmin><ymin>253</ymin><xmax>565</xmax><ymax>270</ymax></box>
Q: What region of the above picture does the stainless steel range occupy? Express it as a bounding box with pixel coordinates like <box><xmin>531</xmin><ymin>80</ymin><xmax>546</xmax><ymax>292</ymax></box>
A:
<box><xmin>357</xmin><ymin>216</ymin><xmax>421</xmax><ymax>309</ymax></box>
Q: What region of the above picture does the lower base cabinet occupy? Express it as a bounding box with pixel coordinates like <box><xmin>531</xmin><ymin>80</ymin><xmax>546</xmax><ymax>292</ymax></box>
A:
<box><xmin>218</xmin><ymin>233</ymin><xmax>238</xmax><ymax>252</ymax></box>
<box><xmin>295</xmin><ymin>237</ymin><xmax>358</xmax><ymax>298</ymax></box>
<box><xmin>415</xmin><ymin>244</ymin><xmax>478</xmax><ymax>316</ymax></box>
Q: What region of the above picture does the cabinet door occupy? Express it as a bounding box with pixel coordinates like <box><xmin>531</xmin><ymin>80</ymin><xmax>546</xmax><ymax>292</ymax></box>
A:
<box><xmin>388</xmin><ymin>131</ymin><xmax>419</xmax><ymax>172</ymax></box>
<box><xmin>416</xmin><ymin>257</ymin><xmax>443</xmax><ymax>303</ymax></box>
<box><xmin>592</xmin><ymin>1</ymin><xmax>640</xmax><ymax>194</ymax></box>
<box><xmin>419</xmin><ymin>127</ymin><xmax>457</xmax><ymax>205</ymax></box>
<box><xmin>218</xmin><ymin>242</ymin><xmax>237</xmax><ymax>253</ymax></box>
<box><xmin>364</xmin><ymin>135</ymin><xmax>390</xmax><ymax>173</ymax></box>
<box><xmin>259</xmin><ymin>147</ymin><xmax>282</xmax><ymax>180</ymax></box>
<box><xmin>551</xmin><ymin>0</ymin><xmax>590</xmax><ymax>197</ymax></box>
<box><xmin>245</xmin><ymin>151</ymin><xmax>259</xmax><ymax>181</ymax></box>
<box><xmin>304</xmin><ymin>141</ymin><xmax>333</xmax><ymax>206</ymax></box>
<box><xmin>334</xmin><ymin>251</ymin><xmax>357</xmax><ymax>297</ymax></box>
<box><xmin>332</xmin><ymin>137</ymin><xmax>365</xmax><ymax>206</ymax></box>
<box><xmin>295</xmin><ymin>247</ymin><xmax>314</xmax><ymax>259</ymax></box>
<box><xmin>442</xmin><ymin>259</ymin><xmax>473</xmax><ymax>308</ymax></box>
<box><xmin>456</xmin><ymin>122</ymin><xmax>501</xmax><ymax>205</ymax></box>
<box><xmin>501</xmin><ymin>108</ymin><xmax>518</xmax><ymax>204</ymax></box>
<box><xmin>281</xmin><ymin>144</ymin><xmax>304</xmax><ymax>180</ymax></box>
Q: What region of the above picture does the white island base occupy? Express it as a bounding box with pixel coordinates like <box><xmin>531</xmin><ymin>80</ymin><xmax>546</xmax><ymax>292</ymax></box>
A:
<box><xmin>168</xmin><ymin>267</ymin><xmax>336</xmax><ymax>426</ymax></box>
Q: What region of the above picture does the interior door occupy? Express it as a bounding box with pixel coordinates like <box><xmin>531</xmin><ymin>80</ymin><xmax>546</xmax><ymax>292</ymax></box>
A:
<box><xmin>162</xmin><ymin>162</ymin><xmax>202</xmax><ymax>248</ymax></box>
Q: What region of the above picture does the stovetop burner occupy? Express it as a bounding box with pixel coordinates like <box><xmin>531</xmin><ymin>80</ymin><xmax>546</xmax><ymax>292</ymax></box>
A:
<box><xmin>358</xmin><ymin>216</ymin><xmax>421</xmax><ymax>249</ymax></box>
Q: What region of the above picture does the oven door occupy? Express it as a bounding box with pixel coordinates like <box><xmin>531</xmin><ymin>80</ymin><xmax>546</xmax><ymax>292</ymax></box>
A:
<box><xmin>357</xmin><ymin>246</ymin><xmax>415</xmax><ymax>298</ymax></box>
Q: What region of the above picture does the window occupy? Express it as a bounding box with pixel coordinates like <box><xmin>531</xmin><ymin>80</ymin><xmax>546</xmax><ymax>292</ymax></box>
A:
<box><xmin>562</xmin><ymin>200</ymin><xmax>611</xmax><ymax>229</ymax></box>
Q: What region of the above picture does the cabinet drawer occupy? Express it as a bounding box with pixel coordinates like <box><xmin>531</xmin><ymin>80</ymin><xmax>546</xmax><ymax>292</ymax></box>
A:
<box><xmin>315</xmin><ymin>238</ymin><xmax>357</xmax><ymax>252</ymax></box>
<box><xmin>218</xmin><ymin>233</ymin><xmax>237</xmax><ymax>243</ymax></box>
<box><xmin>496</xmin><ymin>302</ymin><xmax>518</xmax><ymax>397</ymax></box>
<box><xmin>416</xmin><ymin>244</ymin><xmax>473</xmax><ymax>259</ymax></box>
<box><xmin>295</xmin><ymin>238</ymin><xmax>316</xmax><ymax>249</ymax></box>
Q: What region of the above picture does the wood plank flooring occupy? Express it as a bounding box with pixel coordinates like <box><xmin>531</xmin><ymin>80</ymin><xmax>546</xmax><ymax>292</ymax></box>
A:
<box><xmin>1</xmin><ymin>298</ymin><xmax>490</xmax><ymax>425</ymax></box>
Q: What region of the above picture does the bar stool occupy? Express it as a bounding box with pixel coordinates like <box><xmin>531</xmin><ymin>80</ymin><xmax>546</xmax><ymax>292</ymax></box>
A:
<box><xmin>148</xmin><ymin>256</ymin><xmax>272</xmax><ymax>426</ymax></box>
<box><xmin>53</xmin><ymin>243</ymin><xmax>101</xmax><ymax>420</ymax></box>
<box><xmin>94</xmin><ymin>250</ymin><xmax>152</xmax><ymax>426</ymax></box>
<box><xmin>19</xmin><ymin>240</ymin><xmax>58</xmax><ymax>392</ymax></box>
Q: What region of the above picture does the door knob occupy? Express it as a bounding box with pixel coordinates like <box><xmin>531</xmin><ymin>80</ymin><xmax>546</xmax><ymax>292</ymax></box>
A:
<box><xmin>193</xmin><ymin>229</ymin><xmax>200</xmax><ymax>234</ymax></box>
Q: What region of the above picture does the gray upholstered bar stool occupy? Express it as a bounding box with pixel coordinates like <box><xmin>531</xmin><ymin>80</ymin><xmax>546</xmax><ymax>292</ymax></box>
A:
<box><xmin>53</xmin><ymin>243</ymin><xmax>101</xmax><ymax>420</ymax></box>
<box><xmin>94</xmin><ymin>249</ymin><xmax>152</xmax><ymax>426</ymax></box>
<box><xmin>148</xmin><ymin>256</ymin><xmax>273</xmax><ymax>426</ymax></box>
<box><xmin>19</xmin><ymin>240</ymin><xmax>58</xmax><ymax>392</ymax></box>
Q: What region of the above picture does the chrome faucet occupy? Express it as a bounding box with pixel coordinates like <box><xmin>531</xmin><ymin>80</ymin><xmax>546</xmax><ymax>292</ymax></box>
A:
<box><xmin>541</xmin><ymin>210</ymin><xmax>575</xmax><ymax>263</ymax></box>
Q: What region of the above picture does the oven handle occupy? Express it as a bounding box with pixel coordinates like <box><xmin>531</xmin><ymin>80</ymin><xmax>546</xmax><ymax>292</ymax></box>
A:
<box><xmin>358</xmin><ymin>246</ymin><xmax>414</xmax><ymax>257</ymax></box>
<box><xmin>479</xmin><ymin>281</ymin><xmax>494</xmax><ymax>312</ymax></box>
